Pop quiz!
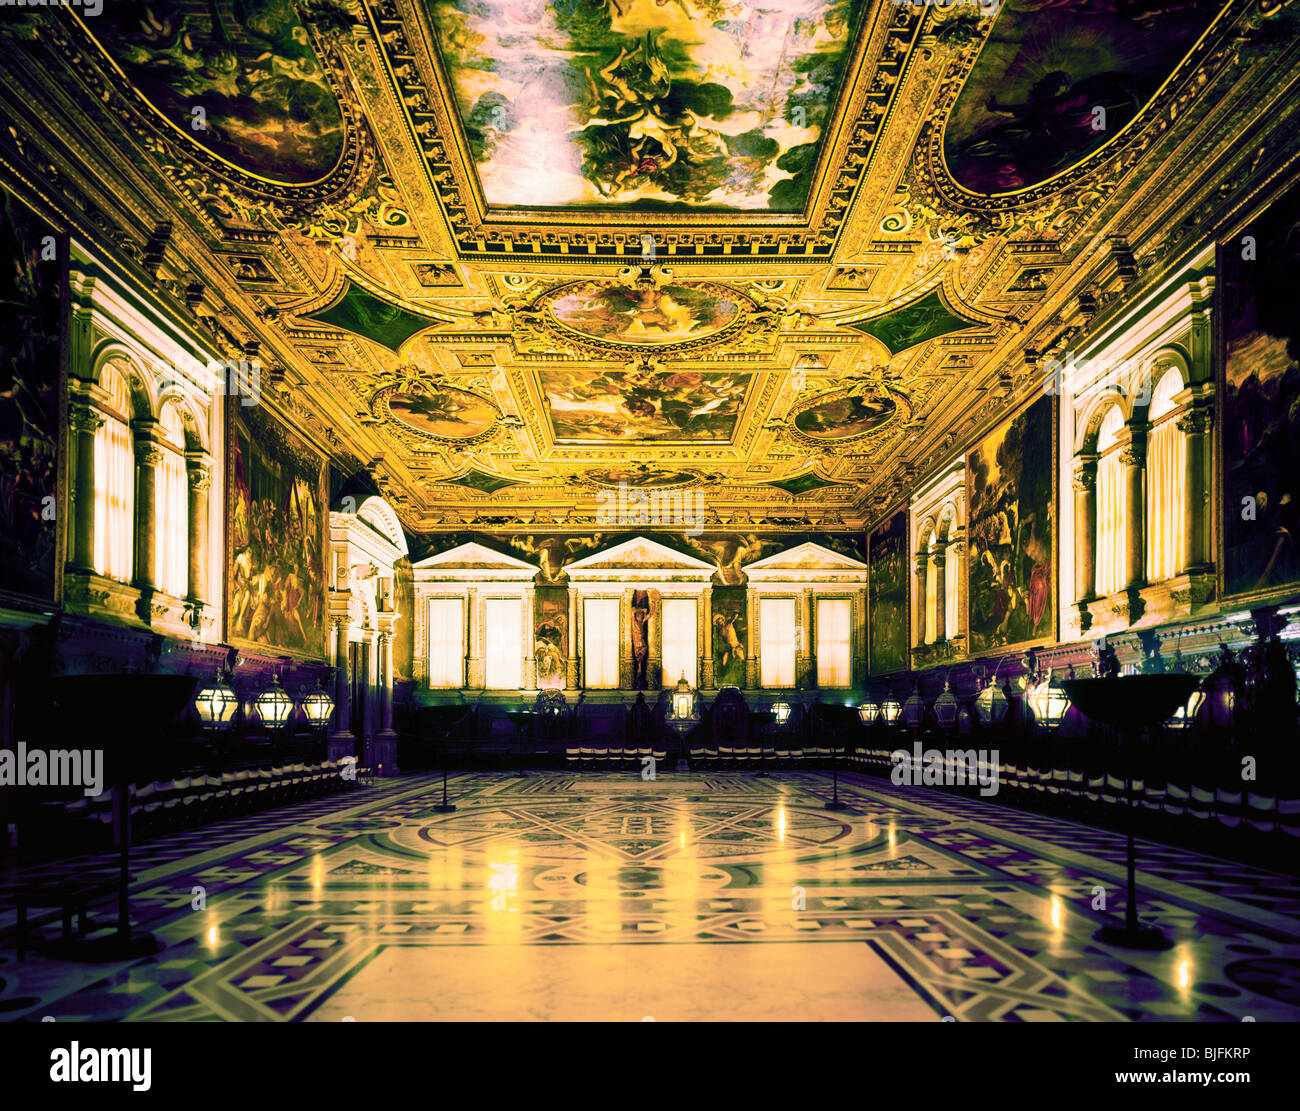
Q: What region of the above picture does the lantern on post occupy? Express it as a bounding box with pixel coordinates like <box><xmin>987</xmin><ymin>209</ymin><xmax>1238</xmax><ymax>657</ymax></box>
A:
<box><xmin>1027</xmin><ymin>667</ymin><xmax>1071</xmax><ymax>732</ymax></box>
<box><xmin>255</xmin><ymin>674</ymin><xmax>295</xmax><ymax>730</ymax></box>
<box><xmin>194</xmin><ymin>669</ymin><xmax>239</xmax><ymax>733</ymax></box>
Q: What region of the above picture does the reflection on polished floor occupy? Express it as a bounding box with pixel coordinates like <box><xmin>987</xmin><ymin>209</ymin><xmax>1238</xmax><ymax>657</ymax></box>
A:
<box><xmin>4</xmin><ymin>771</ymin><xmax>1300</xmax><ymax>1022</ymax></box>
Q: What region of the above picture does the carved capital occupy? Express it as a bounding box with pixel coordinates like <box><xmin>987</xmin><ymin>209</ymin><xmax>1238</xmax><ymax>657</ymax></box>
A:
<box><xmin>1071</xmin><ymin>468</ymin><xmax>1097</xmax><ymax>493</ymax></box>
<box><xmin>68</xmin><ymin>403</ymin><xmax>105</xmax><ymax>436</ymax></box>
<box><xmin>1176</xmin><ymin>409</ymin><xmax>1210</xmax><ymax>436</ymax></box>
<box><xmin>135</xmin><ymin>441</ymin><xmax>164</xmax><ymax>467</ymax></box>
<box><xmin>1118</xmin><ymin>446</ymin><xmax>1143</xmax><ymax>468</ymax></box>
<box><xmin>187</xmin><ymin>463</ymin><xmax>212</xmax><ymax>492</ymax></box>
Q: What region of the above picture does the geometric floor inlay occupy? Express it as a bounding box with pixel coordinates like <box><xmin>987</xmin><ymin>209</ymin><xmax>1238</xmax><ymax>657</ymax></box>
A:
<box><xmin>3</xmin><ymin>771</ymin><xmax>1299</xmax><ymax>1022</ymax></box>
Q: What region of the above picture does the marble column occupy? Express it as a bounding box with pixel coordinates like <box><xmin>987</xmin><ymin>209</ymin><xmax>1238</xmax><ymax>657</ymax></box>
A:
<box><xmin>1120</xmin><ymin>427</ymin><xmax>1147</xmax><ymax>590</ymax></box>
<box><xmin>620</xmin><ymin>587</ymin><xmax>634</xmax><ymax>689</ymax></box>
<box><xmin>744</xmin><ymin>590</ymin><xmax>759</xmax><ymax>689</ymax></box>
<box><xmin>700</xmin><ymin>586</ymin><xmax>714</xmax><ymax>689</ymax></box>
<box><xmin>1072</xmin><ymin>455</ymin><xmax>1098</xmax><ymax>601</ymax></box>
<box><xmin>466</xmin><ymin>587</ymin><xmax>482</xmax><ymax>688</ymax></box>
<box><xmin>358</xmin><ymin>636</ymin><xmax>372</xmax><ymax>745</ymax></box>
<box><xmin>1178</xmin><ymin>406</ymin><xmax>1211</xmax><ymax>571</ymax></box>
<box><xmin>68</xmin><ymin>400</ymin><xmax>103</xmax><ymax>574</ymax></box>
<box><xmin>932</xmin><ymin>549</ymin><xmax>947</xmax><ymax>642</ymax></box>
<box><xmin>374</xmin><ymin>630</ymin><xmax>400</xmax><ymax>776</ymax></box>
<box><xmin>797</xmin><ymin>587</ymin><xmax>813</xmax><ymax>689</ymax></box>
<box><xmin>133</xmin><ymin>429</ymin><xmax>162</xmax><ymax>595</ymax></box>
<box><xmin>185</xmin><ymin>452</ymin><xmax>211</xmax><ymax>615</ymax></box>
<box><xmin>575</xmin><ymin>591</ymin><xmax>585</xmax><ymax>689</ymax></box>
<box><xmin>566</xmin><ymin>587</ymin><xmax>578</xmax><ymax>690</ymax></box>
<box><xmin>947</xmin><ymin>537</ymin><xmax>966</xmax><ymax>646</ymax></box>
<box><xmin>913</xmin><ymin>551</ymin><xmax>929</xmax><ymax>646</ymax></box>
<box><xmin>522</xmin><ymin>585</ymin><xmax>537</xmax><ymax>689</ymax></box>
<box><xmin>328</xmin><ymin>618</ymin><xmax>355</xmax><ymax>762</ymax></box>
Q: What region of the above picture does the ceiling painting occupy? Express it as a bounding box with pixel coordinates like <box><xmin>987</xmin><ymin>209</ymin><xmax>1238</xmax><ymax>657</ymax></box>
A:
<box><xmin>86</xmin><ymin>0</ymin><xmax>347</xmax><ymax>183</ymax></box>
<box><xmin>942</xmin><ymin>0</ymin><xmax>1222</xmax><ymax>194</ymax></box>
<box><xmin>541</xmin><ymin>368</ymin><xmax>750</xmax><ymax>442</ymax></box>
<box><xmin>28</xmin><ymin>0</ymin><xmax>1284</xmax><ymax>539</ymax></box>
<box><xmin>379</xmin><ymin>384</ymin><xmax>501</xmax><ymax>442</ymax></box>
<box><xmin>425</xmin><ymin>0</ymin><xmax>867</xmax><ymax>211</ymax></box>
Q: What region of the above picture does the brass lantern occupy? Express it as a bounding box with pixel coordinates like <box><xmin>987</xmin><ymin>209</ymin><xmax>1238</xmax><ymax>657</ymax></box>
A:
<box><xmin>300</xmin><ymin>678</ymin><xmax>335</xmax><ymax>731</ymax></box>
<box><xmin>933</xmin><ymin>678</ymin><xmax>959</xmax><ymax>732</ymax></box>
<box><xmin>1026</xmin><ymin>668</ymin><xmax>1071</xmax><ymax>731</ymax></box>
<box><xmin>772</xmin><ymin>701</ymin><xmax>792</xmax><ymax>726</ymax></box>
<box><xmin>255</xmin><ymin>674</ymin><xmax>295</xmax><ymax>730</ymax></box>
<box><xmin>194</xmin><ymin>669</ymin><xmax>238</xmax><ymax>733</ymax></box>
<box><xmin>857</xmin><ymin>701</ymin><xmax>879</xmax><ymax>727</ymax></box>
<box><xmin>671</xmin><ymin>671</ymin><xmax>696</xmax><ymax>722</ymax></box>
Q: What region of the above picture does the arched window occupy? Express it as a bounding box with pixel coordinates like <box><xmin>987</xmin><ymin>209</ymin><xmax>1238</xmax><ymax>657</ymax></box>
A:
<box><xmin>1145</xmin><ymin>368</ymin><xmax>1186</xmax><ymax>583</ymax></box>
<box><xmin>944</xmin><ymin>530</ymin><xmax>958</xmax><ymax>635</ymax></box>
<box><xmin>925</xmin><ymin>532</ymin><xmax>940</xmax><ymax>644</ymax></box>
<box><xmin>156</xmin><ymin>402</ymin><xmax>189</xmax><ymax>597</ymax></box>
<box><xmin>915</xmin><ymin>523</ymin><xmax>934</xmax><ymax>647</ymax></box>
<box><xmin>93</xmin><ymin>364</ymin><xmax>134</xmax><ymax>582</ymax></box>
<box><xmin>1095</xmin><ymin>405</ymin><xmax>1126</xmax><ymax>596</ymax></box>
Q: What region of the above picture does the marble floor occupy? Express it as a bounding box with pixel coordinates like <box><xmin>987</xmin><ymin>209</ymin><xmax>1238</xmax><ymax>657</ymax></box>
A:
<box><xmin>2</xmin><ymin>771</ymin><xmax>1299</xmax><ymax>1022</ymax></box>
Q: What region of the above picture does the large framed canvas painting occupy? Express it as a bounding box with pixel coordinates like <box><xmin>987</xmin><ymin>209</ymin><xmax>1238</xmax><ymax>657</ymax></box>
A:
<box><xmin>0</xmin><ymin>184</ymin><xmax>63</xmax><ymax>606</ymax></box>
<box><xmin>966</xmin><ymin>394</ymin><xmax>1055</xmax><ymax>654</ymax></box>
<box><xmin>711</xmin><ymin>586</ymin><xmax>747</xmax><ymax>688</ymax></box>
<box><xmin>227</xmin><ymin>404</ymin><xmax>327</xmax><ymax>659</ymax></box>
<box><xmin>1221</xmin><ymin>178</ymin><xmax>1300</xmax><ymax>599</ymax></box>
<box><xmin>868</xmin><ymin>510</ymin><xmax>907</xmax><ymax>676</ymax></box>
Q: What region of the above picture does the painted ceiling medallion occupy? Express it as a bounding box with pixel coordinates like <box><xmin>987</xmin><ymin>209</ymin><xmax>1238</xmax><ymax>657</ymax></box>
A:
<box><xmin>585</xmin><ymin>466</ymin><xmax>700</xmax><ymax>489</ymax></box>
<box><xmin>542</xmin><ymin>274</ymin><xmax>746</xmax><ymax>352</ymax></box>
<box><xmin>376</xmin><ymin>384</ymin><xmax>500</xmax><ymax>444</ymax></box>
<box><xmin>789</xmin><ymin>387</ymin><xmax>907</xmax><ymax>444</ymax></box>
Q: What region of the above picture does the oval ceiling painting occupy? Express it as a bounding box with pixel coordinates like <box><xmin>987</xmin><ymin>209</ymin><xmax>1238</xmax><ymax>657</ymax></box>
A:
<box><xmin>943</xmin><ymin>1</ymin><xmax>1220</xmax><ymax>194</ymax></box>
<box><xmin>88</xmin><ymin>1</ymin><xmax>346</xmax><ymax>184</ymax></box>
<box><xmin>549</xmin><ymin>281</ymin><xmax>740</xmax><ymax>346</ymax></box>
<box><xmin>586</xmin><ymin>468</ymin><xmax>697</xmax><ymax>489</ymax></box>
<box><xmin>793</xmin><ymin>392</ymin><xmax>897</xmax><ymax>440</ymax></box>
<box><xmin>386</xmin><ymin>387</ymin><xmax>497</xmax><ymax>441</ymax></box>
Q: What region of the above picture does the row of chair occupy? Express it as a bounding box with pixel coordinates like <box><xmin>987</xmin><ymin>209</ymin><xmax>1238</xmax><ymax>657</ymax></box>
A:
<box><xmin>28</xmin><ymin>760</ymin><xmax>359</xmax><ymax>848</ymax></box>
<box><xmin>564</xmin><ymin>745</ymin><xmax>669</xmax><ymax>767</ymax></box>
<box><xmin>689</xmin><ymin>745</ymin><xmax>848</xmax><ymax>767</ymax></box>
<box><xmin>851</xmin><ymin>748</ymin><xmax>1300</xmax><ymax>835</ymax></box>
<box><xmin>556</xmin><ymin>744</ymin><xmax>854</xmax><ymax>768</ymax></box>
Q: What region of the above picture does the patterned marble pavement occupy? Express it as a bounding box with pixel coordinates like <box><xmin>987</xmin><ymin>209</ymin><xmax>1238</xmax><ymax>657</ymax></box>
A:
<box><xmin>2</xmin><ymin>770</ymin><xmax>1299</xmax><ymax>1022</ymax></box>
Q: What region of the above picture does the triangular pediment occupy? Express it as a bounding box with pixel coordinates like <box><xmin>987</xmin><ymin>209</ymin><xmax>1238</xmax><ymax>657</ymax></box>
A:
<box><xmin>564</xmin><ymin>536</ymin><xmax>715</xmax><ymax>576</ymax></box>
<box><xmin>412</xmin><ymin>542</ymin><xmax>538</xmax><ymax>575</ymax></box>
<box><xmin>744</xmin><ymin>542</ymin><xmax>869</xmax><ymax>574</ymax></box>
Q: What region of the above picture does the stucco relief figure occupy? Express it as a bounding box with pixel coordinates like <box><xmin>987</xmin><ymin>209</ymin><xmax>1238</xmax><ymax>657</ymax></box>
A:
<box><xmin>631</xmin><ymin>590</ymin><xmax>651</xmax><ymax>689</ymax></box>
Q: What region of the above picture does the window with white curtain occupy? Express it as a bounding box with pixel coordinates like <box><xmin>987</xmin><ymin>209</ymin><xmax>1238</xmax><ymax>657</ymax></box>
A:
<box><xmin>1145</xmin><ymin>368</ymin><xmax>1187</xmax><ymax>583</ymax></box>
<box><xmin>944</xmin><ymin>540</ymin><xmax>959</xmax><ymax>635</ymax></box>
<box><xmin>1095</xmin><ymin>406</ymin><xmax>1126</xmax><ymax>596</ymax></box>
<box><xmin>427</xmin><ymin>598</ymin><xmax>464</xmax><ymax>688</ymax></box>
<box><xmin>661</xmin><ymin>597</ymin><xmax>696</xmax><ymax>687</ymax></box>
<box><xmin>583</xmin><ymin>598</ymin><xmax>619</xmax><ymax>688</ymax></box>
<box><xmin>760</xmin><ymin>598</ymin><xmax>796</xmax><ymax>687</ymax></box>
<box><xmin>815</xmin><ymin>598</ymin><xmax>851</xmax><ymax>687</ymax></box>
<box><xmin>93</xmin><ymin>365</ymin><xmax>135</xmax><ymax>583</ymax></box>
<box><xmin>925</xmin><ymin>539</ymin><xmax>939</xmax><ymax>644</ymax></box>
<box><xmin>484</xmin><ymin>598</ymin><xmax>522</xmax><ymax>688</ymax></box>
<box><xmin>155</xmin><ymin>404</ymin><xmax>188</xmax><ymax>597</ymax></box>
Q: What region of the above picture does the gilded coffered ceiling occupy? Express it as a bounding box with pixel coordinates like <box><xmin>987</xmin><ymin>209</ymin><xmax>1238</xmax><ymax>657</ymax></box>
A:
<box><xmin>3</xmin><ymin>0</ymin><xmax>1298</xmax><ymax>534</ymax></box>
